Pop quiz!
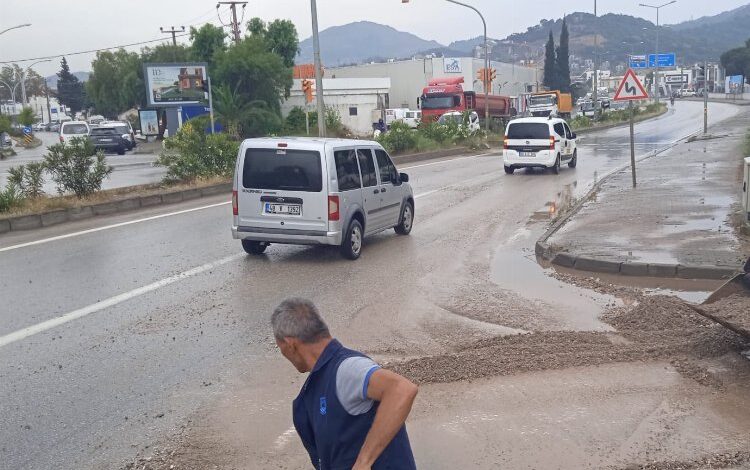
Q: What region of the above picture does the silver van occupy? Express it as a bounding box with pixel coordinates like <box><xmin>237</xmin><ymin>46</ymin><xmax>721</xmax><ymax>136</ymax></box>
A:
<box><xmin>231</xmin><ymin>138</ymin><xmax>414</xmax><ymax>259</ymax></box>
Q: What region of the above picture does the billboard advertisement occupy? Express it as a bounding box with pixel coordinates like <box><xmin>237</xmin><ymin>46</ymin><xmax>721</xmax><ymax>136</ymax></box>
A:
<box><xmin>725</xmin><ymin>75</ymin><xmax>744</xmax><ymax>94</ymax></box>
<box><xmin>139</xmin><ymin>109</ymin><xmax>160</xmax><ymax>136</ymax></box>
<box><xmin>144</xmin><ymin>63</ymin><xmax>208</xmax><ymax>107</ymax></box>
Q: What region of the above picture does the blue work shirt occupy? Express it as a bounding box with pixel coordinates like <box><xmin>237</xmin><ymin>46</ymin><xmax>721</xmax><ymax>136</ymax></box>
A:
<box><xmin>292</xmin><ymin>339</ymin><xmax>417</xmax><ymax>470</ymax></box>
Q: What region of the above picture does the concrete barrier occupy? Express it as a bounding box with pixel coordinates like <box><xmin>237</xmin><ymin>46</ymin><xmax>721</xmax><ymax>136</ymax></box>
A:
<box><xmin>574</xmin><ymin>257</ymin><xmax>621</xmax><ymax>274</ymax></box>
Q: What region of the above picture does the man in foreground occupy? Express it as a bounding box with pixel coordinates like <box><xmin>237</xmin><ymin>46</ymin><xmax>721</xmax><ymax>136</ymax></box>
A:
<box><xmin>272</xmin><ymin>298</ymin><xmax>418</xmax><ymax>469</ymax></box>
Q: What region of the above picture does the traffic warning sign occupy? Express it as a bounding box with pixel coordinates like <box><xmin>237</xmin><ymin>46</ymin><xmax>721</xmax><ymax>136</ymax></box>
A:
<box><xmin>614</xmin><ymin>68</ymin><xmax>649</xmax><ymax>101</ymax></box>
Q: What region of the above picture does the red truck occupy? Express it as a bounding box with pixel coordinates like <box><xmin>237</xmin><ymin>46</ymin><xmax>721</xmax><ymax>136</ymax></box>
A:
<box><xmin>418</xmin><ymin>76</ymin><xmax>515</xmax><ymax>123</ymax></box>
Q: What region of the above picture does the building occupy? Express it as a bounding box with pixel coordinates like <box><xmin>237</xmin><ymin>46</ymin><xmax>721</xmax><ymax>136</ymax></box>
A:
<box><xmin>328</xmin><ymin>57</ymin><xmax>538</xmax><ymax>110</ymax></box>
<box><xmin>282</xmin><ymin>78</ymin><xmax>391</xmax><ymax>135</ymax></box>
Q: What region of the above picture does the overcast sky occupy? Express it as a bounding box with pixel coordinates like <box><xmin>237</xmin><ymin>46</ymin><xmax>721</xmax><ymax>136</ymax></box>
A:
<box><xmin>1</xmin><ymin>0</ymin><xmax>748</xmax><ymax>76</ymax></box>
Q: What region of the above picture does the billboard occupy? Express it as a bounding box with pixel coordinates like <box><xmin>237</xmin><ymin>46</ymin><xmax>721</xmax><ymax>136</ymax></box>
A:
<box><xmin>139</xmin><ymin>109</ymin><xmax>160</xmax><ymax>136</ymax></box>
<box><xmin>726</xmin><ymin>75</ymin><xmax>744</xmax><ymax>94</ymax></box>
<box><xmin>144</xmin><ymin>63</ymin><xmax>208</xmax><ymax>107</ymax></box>
<box><xmin>629</xmin><ymin>53</ymin><xmax>676</xmax><ymax>68</ymax></box>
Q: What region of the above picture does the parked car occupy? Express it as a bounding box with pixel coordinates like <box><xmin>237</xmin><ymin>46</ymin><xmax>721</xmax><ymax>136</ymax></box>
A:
<box><xmin>88</xmin><ymin>115</ymin><xmax>106</xmax><ymax>126</ymax></box>
<box><xmin>59</xmin><ymin>121</ymin><xmax>90</xmax><ymax>145</ymax></box>
<box><xmin>597</xmin><ymin>97</ymin><xmax>611</xmax><ymax>109</ymax></box>
<box><xmin>102</xmin><ymin>120</ymin><xmax>136</xmax><ymax>150</ymax></box>
<box><xmin>232</xmin><ymin>138</ymin><xmax>414</xmax><ymax>260</ymax></box>
<box><xmin>503</xmin><ymin>117</ymin><xmax>578</xmax><ymax>174</ymax></box>
<box><xmin>33</xmin><ymin>122</ymin><xmax>46</xmax><ymax>132</ymax></box>
<box><xmin>682</xmin><ymin>89</ymin><xmax>697</xmax><ymax>97</ymax></box>
<box><xmin>47</xmin><ymin>122</ymin><xmax>60</xmax><ymax>133</ymax></box>
<box><xmin>1</xmin><ymin>132</ymin><xmax>12</xmax><ymax>147</ymax></box>
<box><xmin>438</xmin><ymin>111</ymin><xmax>480</xmax><ymax>133</ymax></box>
<box><xmin>89</xmin><ymin>126</ymin><xmax>127</xmax><ymax>155</ymax></box>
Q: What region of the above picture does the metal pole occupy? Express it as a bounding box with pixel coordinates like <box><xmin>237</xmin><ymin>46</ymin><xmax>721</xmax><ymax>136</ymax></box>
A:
<box><xmin>21</xmin><ymin>70</ymin><xmax>28</xmax><ymax>106</ymax></box>
<box><xmin>446</xmin><ymin>0</ymin><xmax>488</xmax><ymax>131</ymax></box>
<box><xmin>655</xmin><ymin>8</ymin><xmax>660</xmax><ymax>103</ymax></box>
<box><xmin>46</xmin><ymin>85</ymin><xmax>51</xmax><ymax>123</ymax></box>
<box><xmin>703</xmin><ymin>58</ymin><xmax>708</xmax><ymax>134</ymax></box>
<box><xmin>0</xmin><ymin>24</ymin><xmax>31</xmax><ymax>37</ymax></box>
<box><xmin>208</xmin><ymin>76</ymin><xmax>215</xmax><ymax>134</ymax></box>
<box><xmin>310</xmin><ymin>0</ymin><xmax>327</xmax><ymax>137</ymax></box>
<box><xmin>593</xmin><ymin>0</ymin><xmax>598</xmax><ymax>117</ymax></box>
<box><xmin>629</xmin><ymin>100</ymin><xmax>637</xmax><ymax>187</ymax></box>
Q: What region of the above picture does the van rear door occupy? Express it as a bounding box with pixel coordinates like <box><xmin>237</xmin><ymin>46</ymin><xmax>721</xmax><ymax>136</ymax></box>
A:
<box><xmin>505</xmin><ymin>122</ymin><xmax>553</xmax><ymax>156</ymax></box>
<box><xmin>238</xmin><ymin>144</ymin><xmax>328</xmax><ymax>233</ymax></box>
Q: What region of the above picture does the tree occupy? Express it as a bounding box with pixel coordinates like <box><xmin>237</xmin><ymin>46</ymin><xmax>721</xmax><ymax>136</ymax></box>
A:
<box><xmin>543</xmin><ymin>31</ymin><xmax>557</xmax><ymax>91</ymax></box>
<box><xmin>17</xmin><ymin>107</ymin><xmax>36</xmax><ymax>126</ymax></box>
<box><xmin>720</xmin><ymin>40</ymin><xmax>750</xmax><ymax>91</ymax></box>
<box><xmin>212</xmin><ymin>83</ymin><xmax>247</xmax><ymax>138</ymax></box>
<box><xmin>213</xmin><ymin>36</ymin><xmax>292</xmax><ymax>117</ymax></box>
<box><xmin>556</xmin><ymin>18</ymin><xmax>571</xmax><ymax>93</ymax></box>
<box><xmin>246</xmin><ymin>17</ymin><xmax>300</xmax><ymax>67</ymax></box>
<box><xmin>190</xmin><ymin>24</ymin><xmax>227</xmax><ymax>65</ymax></box>
<box><xmin>86</xmin><ymin>49</ymin><xmax>143</xmax><ymax>117</ymax></box>
<box><xmin>55</xmin><ymin>57</ymin><xmax>85</xmax><ymax>118</ymax></box>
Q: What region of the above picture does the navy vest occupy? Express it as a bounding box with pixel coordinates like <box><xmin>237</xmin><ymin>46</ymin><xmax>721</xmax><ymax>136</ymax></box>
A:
<box><xmin>292</xmin><ymin>339</ymin><xmax>417</xmax><ymax>470</ymax></box>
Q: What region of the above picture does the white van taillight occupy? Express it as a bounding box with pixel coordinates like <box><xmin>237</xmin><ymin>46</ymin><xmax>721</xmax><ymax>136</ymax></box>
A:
<box><xmin>549</xmin><ymin>136</ymin><xmax>555</xmax><ymax>149</ymax></box>
<box><xmin>328</xmin><ymin>195</ymin><xmax>340</xmax><ymax>221</ymax></box>
<box><xmin>232</xmin><ymin>190</ymin><xmax>238</xmax><ymax>215</ymax></box>
<box><xmin>503</xmin><ymin>139</ymin><xmax>509</xmax><ymax>150</ymax></box>
<box><xmin>59</xmin><ymin>135</ymin><xmax>64</xmax><ymax>143</ymax></box>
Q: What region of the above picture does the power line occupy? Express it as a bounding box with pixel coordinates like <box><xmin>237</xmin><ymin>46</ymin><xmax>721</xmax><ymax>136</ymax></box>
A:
<box><xmin>217</xmin><ymin>2</ymin><xmax>247</xmax><ymax>44</ymax></box>
<box><xmin>160</xmin><ymin>26</ymin><xmax>186</xmax><ymax>46</ymax></box>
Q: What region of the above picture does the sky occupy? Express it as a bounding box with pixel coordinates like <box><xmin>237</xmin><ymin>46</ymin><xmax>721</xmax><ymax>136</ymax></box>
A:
<box><xmin>1</xmin><ymin>0</ymin><xmax>748</xmax><ymax>76</ymax></box>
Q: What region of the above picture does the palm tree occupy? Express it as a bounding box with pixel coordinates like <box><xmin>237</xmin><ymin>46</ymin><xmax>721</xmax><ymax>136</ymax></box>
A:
<box><xmin>212</xmin><ymin>83</ymin><xmax>246</xmax><ymax>139</ymax></box>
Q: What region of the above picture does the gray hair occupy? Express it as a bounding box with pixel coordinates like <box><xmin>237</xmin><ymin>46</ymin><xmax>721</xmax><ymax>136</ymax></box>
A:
<box><xmin>272</xmin><ymin>298</ymin><xmax>331</xmax><ymax>343</ymax></box>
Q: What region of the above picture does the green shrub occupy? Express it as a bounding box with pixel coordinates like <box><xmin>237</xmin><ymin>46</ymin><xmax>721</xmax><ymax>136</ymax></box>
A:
<box><xmin>285</xmin><ymin>106</ymin><xmax>307</xmax><ymax>131</ymax></box>
<box><xmin>44</xmin><ymin>137</ymin><xmax>112</xmax><ymax>198</ymax></box>
<box><xmin>570</xmin><ymin>115</ymin><xmax>592</xmax><ymax>130</ymax></box>
<box><xmin>158</xmin><ymin>122</ymin><xmax>240</xmax><ymax>183</ymax></box>
<box><xmin>0</xmin><ymin>114</ymin><xmax>11</xmax><ymax>135</ymax></box>
<box><xmin>418</xmin><ymin>121</ymin><xmax>454</xmax><ymax>144</ymax></box>
<box><xmin>0</xmin><ymin>185</ymin><xmax>23</xmax><ymax>213</ymax></box>
<box><xmin>325</xmin><ymin>106</ymin><xmax>343</xmax><ymax>134</ymax></box>
<box><xmin>377</xmin><ymin>121</ymin><xmax>417</xmax><ymax>154</ymax></box>
<box><xmin>7</xmin><ymin>162</ymin><xmax>45</xmax><ymax>198</ymax></box>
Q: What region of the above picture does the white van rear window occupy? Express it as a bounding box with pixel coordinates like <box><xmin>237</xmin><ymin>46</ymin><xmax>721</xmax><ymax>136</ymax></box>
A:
<box><xmin>242</xmin><ymin>148</ymin><xmax>322</xmax><ymax>192</ymax></box>
<box><xmin>506</xmin><ymin>123</ymin><xmax>550</xmax><ymax>140</ymax></box>
<box><xmin>62</xmin><ymin>124</ymin><xmax>88</xmax><ymax>134</ymax></box>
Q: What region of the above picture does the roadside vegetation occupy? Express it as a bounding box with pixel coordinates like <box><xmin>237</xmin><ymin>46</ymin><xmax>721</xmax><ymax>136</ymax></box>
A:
<box><xmin>377</xmin><ymin>113</ymin><xmax>488</xmax><ymax>155</ymax></box>
<box><xmin>569</xmin><ymin>102</ymin><xmax>667</xmax><ymax>131</ymax></box>
<box><xmin>0</xmin><ymin>138</ymin><xmax>113</xmax><ymax>215</ymax></box>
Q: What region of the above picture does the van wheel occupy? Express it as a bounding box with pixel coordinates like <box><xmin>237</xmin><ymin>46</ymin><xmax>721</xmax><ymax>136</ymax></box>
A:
<box><xmin>117</xmin><ymin>146</ymin><xmax>125</xmax><ymax>155</ymax></box>
<box><xmin>341</xmin><ymin>219</ymin><xmax>363</xmax><ymax>260</ymax></box>
<box><xmin>395</xmin><ymin>202</ymin><xmax>414</xmax><ymax>235</ymax></box>
<box><xmin>504</xmin><ymin>166</ymin><xmax>514</xmax><ymax>174</ymax></box>
<box><xmin>551</xmin><ymin>155</ymin><xmax>561</xmax><ymax>174</ymax></box>
<box><xmin>568</xmin><ymin>150</ymin><xmax>578</xmax><ymax>168</ymax></box>
<box><xmin>242</xmin><ymin>240</ymin><xmax>268</xmax><ymax>255</ymax></box>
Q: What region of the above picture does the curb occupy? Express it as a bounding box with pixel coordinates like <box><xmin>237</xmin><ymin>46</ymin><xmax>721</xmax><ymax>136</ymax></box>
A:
<box><xmin>538</xmin><ymin>246</ymin><xmax>740</xmax><ymax>280</ymax></box>
<box><xmin>0</xmin><ymin>183</ymin><xmax>233</xmax><ymax>235</ymax></box>
<box><xmin>0</xmin><ymin>146</ymin><xmax>480</xmax><ymax>236</ymax></box>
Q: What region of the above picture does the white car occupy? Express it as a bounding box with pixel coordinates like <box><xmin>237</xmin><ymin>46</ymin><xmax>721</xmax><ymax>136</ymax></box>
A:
<box><xmin>59</xmin><ymin>121</ymin><xmax>90</xmax><ymax>145</ymax></box>
<box><xmin>232</xmin><ymin>138</ymin><xmax>415</xmax><ymax>260</ymax></box>
<box><xmin>438</xmin><ymin>111</ymin><xmax>480</xmax><ymax>133</ymax></box>
<box><xmin>503</xmin><ymin>117</ymin><xmax>578</xmax><ymax>174</ymax></box>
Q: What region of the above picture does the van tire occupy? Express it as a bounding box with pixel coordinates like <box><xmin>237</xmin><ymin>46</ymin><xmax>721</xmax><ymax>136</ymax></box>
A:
<box><xmin>504</xmin><ymin>166</ymin><xmax>514</xmax><ymax>174</ymax></box>
<box><xmin>568</xmin><ymin>150</ymin><xmax>578</xmax><ymax>168</ymax></box>
<box><xmin>341</xmin><ymin>219</ymin><xmax>363</xmax><ymax>260</ymax></box>
<box><xmin>242</xmin><ymin>240</ymin><xmax>267</xmax><ymax>255</ymax></box>
<box><xmin>395</xmin><ymin>201</ymin><xmax>414</xmax><ymax>235</ymax></box>
<box><xmin>551</xmin><ymin>155</ymin><xmax>561</xmax><ymax>174</ymax></box>
<box><xmin>117</xmin><ymin>146</ymin><xmax>125</xmax><ymax>155</ymax></box>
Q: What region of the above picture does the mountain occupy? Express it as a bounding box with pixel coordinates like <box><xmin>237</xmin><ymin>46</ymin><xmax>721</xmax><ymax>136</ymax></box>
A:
<box><xmin>45</xmin><ymin>72</ymin><xmax>90</xmax><ymax>90</ymax></box>
<box><xmin>297</xmin><ymin>21</ymin><xmax>443</xmax><ymax>66</ymax></box>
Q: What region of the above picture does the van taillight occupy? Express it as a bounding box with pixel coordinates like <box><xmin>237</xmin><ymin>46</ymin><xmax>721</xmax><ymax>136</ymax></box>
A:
<box><xmin>549</xmin><ymin>136</ymin><xmax>555</xmax><ymax>149</ymax></box>
<box><xmin>232</xmin><ymin>190</ymin><xmax>238</xmax><ymax>215</ymax></box>
<box><xmin>328</xmin><ymin>195</ymin><xmax>340</xmax><ymax>221</ymax></box>
<box><xmin>503</xmin><ymin>139</ymin><xmax>509</xmax><ymax>150</ymax></box>
<box><xmin>59</xmin><ymin>135</ymin><xmax>64</xmax><ymax>143</ymax></box>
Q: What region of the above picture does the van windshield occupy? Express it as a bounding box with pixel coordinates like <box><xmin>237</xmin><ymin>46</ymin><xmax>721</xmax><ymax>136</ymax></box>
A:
<box><xmin>506</xmin><ymin>123</ymin><xmax>550</xmax><ymax>140</ymax></box>
<box><xmin>243</xmin><ymin>148</ymin><xmax>322</xmax><ymax>192</ymax></box>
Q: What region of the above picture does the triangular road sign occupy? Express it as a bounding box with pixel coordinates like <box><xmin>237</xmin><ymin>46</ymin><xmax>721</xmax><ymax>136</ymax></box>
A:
<box><xmin>613</xmin><ymin>68</ymin><xmax>649</xmax><ymax>101</ymax></box>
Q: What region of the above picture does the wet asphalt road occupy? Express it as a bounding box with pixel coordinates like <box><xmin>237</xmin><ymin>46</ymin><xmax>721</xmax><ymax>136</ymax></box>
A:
<box><xmin>0</xmin><ymin>101</ymin><xmax>740</xmax><ymax>469</ymax></box>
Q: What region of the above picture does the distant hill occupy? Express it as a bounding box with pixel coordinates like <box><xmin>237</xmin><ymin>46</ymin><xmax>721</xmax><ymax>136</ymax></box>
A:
<box><xmin>297</xmin><ymin>21</ymin><xmax>443</xmax><ymax>66</ymax></box>
<box><xmin>45</xmin><ymin>72</ymin><xmax>89</xmax><ymax>90</ymax></box>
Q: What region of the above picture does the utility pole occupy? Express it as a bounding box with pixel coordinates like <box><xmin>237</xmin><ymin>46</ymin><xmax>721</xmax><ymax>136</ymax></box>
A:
<box><xmin>310</xmin><ymin>0</ymin><xmax>327</xmax><ymax>137</ymax></box>
<box><xmin>593</xmin><ymin>0</ymin><xmax>598</xmax><ymax>118</ymax></box>
<box><xmin>703</xmin><ymin>58</ymin><xmax>708</xmax><ymax>134</ymax></box>
<box><xmin>160</xmin><ymin>26</ymin><xmax>185</xmax><ymax>46</ymax></box>
<box><xmin>217</xmin><ymin>2</ymin><xmax>247</xmax><ymax>44</ymax></box>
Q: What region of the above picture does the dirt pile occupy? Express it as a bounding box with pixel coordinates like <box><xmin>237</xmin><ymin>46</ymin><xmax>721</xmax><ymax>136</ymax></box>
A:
<box><xmin>616</xmin><ymin>451</ymin><xmax>750</xmax><ymax>469</ymax></box>
<box><xmin>701</xmin><ymin>293</ymin><xmax>750</xmax><ymax>338</ymax></box>
<box><xmin>389</xmin><ymin>295</ymin><xmax>748</xmax><ymax>385</ymax></box>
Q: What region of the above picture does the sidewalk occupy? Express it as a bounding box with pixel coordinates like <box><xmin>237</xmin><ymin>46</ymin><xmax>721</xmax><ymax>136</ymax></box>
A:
<box><xmin>542</xmin><ymin>108</ymin><xmax>750</xmax><ymax>279</ymax></box>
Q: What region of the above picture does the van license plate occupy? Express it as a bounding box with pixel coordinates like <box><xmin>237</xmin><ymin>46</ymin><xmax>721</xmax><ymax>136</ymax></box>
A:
<box><xmin>265</xmin><ymin>203</ymin><xmax>301</xmax><ymax>215</ymax></box>
<box><xmin>520</xmin><ymin>151</ymin><xmax>535</xmax><ymax>157</ymax></box>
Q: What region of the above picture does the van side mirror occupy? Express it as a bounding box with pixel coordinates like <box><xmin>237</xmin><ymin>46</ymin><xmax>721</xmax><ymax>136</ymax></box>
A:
<box><xmin>399</xmin><ymin>172</ymin><xmax>409</xmax><ymax>183</ymax></box>
<box><xmin>571</xmin><ymin>132</ymin><xmax>577</xmax><ymax>139</ymax></box>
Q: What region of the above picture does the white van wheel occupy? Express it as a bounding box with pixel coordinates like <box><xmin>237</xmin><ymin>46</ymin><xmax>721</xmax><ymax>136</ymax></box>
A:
<box><xmin>552</xmin><ymin>155</ymin><xmax>561</xmax><ymax>174</ymax></box>
<box><xmin>242</xmin><ymin>240</ymin><xmax>268</xmax><ymax>255</ymax></box>
<box><xmin>341</xmin><ymin>219</ymin><xmax>363</xmax><ymax>260</ymax></box>
<box><xmin>395</xmin><ymin>202</ymin><xmax>414</xmax><ymax>235</ymax></box>
<box><xmin>568</xmin><ymin>150</ymin><xmax>578</xmax><ymax>168</ymax></box>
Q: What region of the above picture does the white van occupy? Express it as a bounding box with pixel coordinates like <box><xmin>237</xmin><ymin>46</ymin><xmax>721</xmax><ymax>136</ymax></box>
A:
<box><xmin>232</xmin><ymin>138</ymin><xmax>415</xmax><ymax>259</ymax></box>
<box><xmin>503</xmin><ymin>117</ymin><xmax>578</xmax><ymax>174</ymax></box>
<box><xmin>59</xmin><ymin>121</ymin><xmax>90</xmax><ymax>145</ymax></box>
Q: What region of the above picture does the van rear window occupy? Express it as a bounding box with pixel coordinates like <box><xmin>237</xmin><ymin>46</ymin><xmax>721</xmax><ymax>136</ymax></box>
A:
<box><xmin>506</xmin><ymin>123</ymin><xmax>550</xmax><ymax>140</ymax></box>
<box><xmin>242</xmin><ymin>148</ymin><xmax>322</xmax><ymax>192</ymax></box>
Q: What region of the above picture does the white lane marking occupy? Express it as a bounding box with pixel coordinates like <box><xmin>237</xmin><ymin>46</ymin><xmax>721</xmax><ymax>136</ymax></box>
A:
<box><xmin>401</xmin><ymin>152</ymin><xmax>494</xmax><ymax>170</ymax></box>
<box><xmin>0</xmin><ymin>253</ymin><xmax>243</xmax><ymax>349</ymax></box>
<box><xmin>0</xmin><ymin>201</ymin><xmax>231</xmax><ymax>254</ymax></box>
<box><xmin>415</xmin><ymin>189</ymin><xmax>439</xmax><ymax>199</ymax></box>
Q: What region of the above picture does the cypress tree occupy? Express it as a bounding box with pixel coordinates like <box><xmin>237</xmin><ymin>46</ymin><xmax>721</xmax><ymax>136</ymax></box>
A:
<box><xmin>556</xmin><ymin>18</ymin><xmax>571</xmax><ymax>93</ymax></box>
<box><xmin>543</xmin><ymin>31</ymin><xmax>557</xmax><ymax>90</ymax></box>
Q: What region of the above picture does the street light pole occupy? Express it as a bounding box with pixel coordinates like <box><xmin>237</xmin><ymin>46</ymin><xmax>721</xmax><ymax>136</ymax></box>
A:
<box><xmin>445</xmin><ymin>0</ymin><xmax>489</xmax><ymax>131</ymax></box>
<box><xmin>0</xmin><ymin>23</ymin><xmax>31</xmax><ymax>37</ymax></box>
<box><xmin>639</xmin><ymin>1</ymin><xmax>676</xmax><ymax>104</ymax></box>
<box><xmin>310</xmin><ymin>0</ymin><xmax>327</xmax><ymax>137</ymax></box>
<box><xmin>21</xmin><ymin>59</ymin><xmax>52</xmax><ymax>106</ymax></box>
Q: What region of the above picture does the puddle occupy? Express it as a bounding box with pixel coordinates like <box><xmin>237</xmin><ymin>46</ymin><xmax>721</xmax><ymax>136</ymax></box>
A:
<box><xmin>643</xmin><ymin>288</ymin><xmax>712</xmax><ymax>304</ymax></box>
<box><xmin>491</xmin><ymin>248</ymin><xmax>618</xmax><ymax>332</ymax></box>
